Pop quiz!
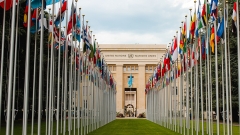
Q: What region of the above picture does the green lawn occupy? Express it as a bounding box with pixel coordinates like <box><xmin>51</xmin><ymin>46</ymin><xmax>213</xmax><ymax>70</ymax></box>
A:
<box><xmin>87</xmin><ymin>119</ymin><xmax>181</xmax><ymax>135</ymax></box>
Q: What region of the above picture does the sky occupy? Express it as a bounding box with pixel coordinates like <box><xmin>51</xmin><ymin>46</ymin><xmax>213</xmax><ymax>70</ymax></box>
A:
<box><xmin>49</xmin><ymin>0</ymin><xmax>204</xmax><ymax>46</ymax></box>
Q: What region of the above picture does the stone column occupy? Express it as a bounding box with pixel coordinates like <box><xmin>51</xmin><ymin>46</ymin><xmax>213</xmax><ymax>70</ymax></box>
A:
<box><xmin>116</xmin><ymin>64</ymin><xmax>124</xmax><ymax>114</ymax></box>
<box><xmin>137</xmin><ymin>64</ymin><xmax>146</xmax><ymax>116</ymax></box>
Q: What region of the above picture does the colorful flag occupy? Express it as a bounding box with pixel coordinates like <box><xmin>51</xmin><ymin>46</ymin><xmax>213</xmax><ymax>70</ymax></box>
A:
<box><xmin>31</xmin><ymin>0</ymin><xmax>46</xmax><ymax>9</ymax></box>
<box><xmin>172</xmin><ymin>36</ymin><xmax>178</xmax><ymax>61</ymax></box>
<box><xmin>67</xmin><ymin>4</ymin><xmax>76</xmax><ymax>35</ymax></box>
<box><xmin>46</xmin><ymin>0</ymin><xmax>59</xmax><ymax>6</ymax></box>
<box><xmin>217</xmin><ymin>17</ymin><xmax>224</xmax><ymax>40</ymax></box>
<box><xmin>75</xmin><ymin>14</ymin><xmax>81</xmax><ymax>42</ymax></box>
<box><xmin>0</xmin><ymin>0</ymin><xmax>17</xmax><ymax>10</ymax></box>
<box><xmin>232</xmin><ymin>2</ymin><xmax>237</xmax><ymax>35</ymax></box>
<box><xmin>210</xmin><ymin>26</ymin><xmax>215</xmax><ymax>53</ymax></box>
<box><xmin>54</xmin><ymin>0</ymin><xmax>67</xmax><ymax>26</ymax></box>
<box><xmin>210</xmin><ymin>0</ymin><xmax>218</xmax><ymax>20</ymax></box>
<box><xmin>195</xmin><ymin>0</ymin><xmax>201</xmax><ymax>37</ymax></box>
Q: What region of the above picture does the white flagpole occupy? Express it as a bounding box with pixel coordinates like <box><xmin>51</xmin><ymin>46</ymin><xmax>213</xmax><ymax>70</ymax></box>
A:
<box><xmin>0</xmin><ymin>0</ymin><xmax>7</xmax><ymax>128</ymax></box>
<box><xmin>21</xmin><ymin>0</ymin><xmax>31</xmax><ymax>133</ymax></box>
<box><xmin>236</xmin><ymin>0</ymin><xmax>240</xmax><ymax>132</ymax></box>
<box><xmin>213</xmin><ymin>16</ymin><xmax>220</xmax><ymax>135</ymax></box>
<box><xmin>38</xmin><ymin>2</ymin><xmax>46</xmax><ymax>134</ymax></box>
<box><xmin>11</xmin><ymin>2</ymin><xmax>20</xmax><ymax>134</ymax></box>
<box><xmin>31</xmin><ymin>9</ymin><xmax>38</xmax><ymax>135</ymax></box>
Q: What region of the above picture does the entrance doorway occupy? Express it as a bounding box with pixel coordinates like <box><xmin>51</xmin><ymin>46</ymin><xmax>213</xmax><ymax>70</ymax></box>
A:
<box><xmin>124</xmin><ymin>88</ymin><xmax>137</xmax><ymax>117</ymax></box>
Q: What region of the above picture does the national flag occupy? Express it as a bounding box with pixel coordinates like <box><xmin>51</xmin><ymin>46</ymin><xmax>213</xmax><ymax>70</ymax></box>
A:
<box><xmin>210</xmin><ymin>0</ymin><xmax>218</xmax><ymax>20</ymax></box>
<box><xmin>23</xmin><ymin>1</ymin><xmax>29</xmax><ymax>27</ymax></box>
<box><xmin>201</xmin><ymin>36</ymin><xmax>206</xmax><ymax>60</ymax></box>
<box><xmin>217</xmin><ymin>17</ymin><xmax>224</xmax><ymax>40</ymax></box>
<box><xmin>0</xmin><ymin>0</ymin><xmax>17</xmax><ymax>10</ymax></box>
<box><xmin>75</xmin><ymin>14</ymin><xmax>81</xmax><ymax>42</ymax></box>
<box><xmin>93</xmin><ymin>40</ymin><xmax>97</xmax><ymax>65</ymax></box>
<box><xmin>67</xmin><ymin>4</ymin><xmax>76</xmax><ymax>35</ymax></box>
<box><xmin>30</xmin><ymin>8</ymin><xmax>40</xmax><ymax>33</ymax></box>
<box><xmin>46</xmin><ymin>0</ymin><xmax>59</xmax><ymax>6</ymax></box>
<box><xmin>210</xmin><ymin>26</ymin><xmax>215</xmax><ymax>53</ymax></box>
<box><xmin>38</xmin><ymin>11</ymin><xmax>48</xmax><ymax>30</ymax></box>
<box><xmin>195</xmin><ymin>0</ymin><xmax>201</xmax><ymax>37</ymax></box>
<box><xmin>31</xmin><ymin>0</ymin><xmax>46</xmax><ymax>9</ymax></box>
<box><xmin>199</xmin><ymin>2</ymin><xmax>207</xmax><ymax>29</ymax></box>
<box><xmin>172</xmin><ymin>36</ymin><xmax>178</xmax><ymax>61</ymax></box>
<box><xmin>232</xmin><ymin>2</ymin><xmax>237</xmax><ymax>35</ymax></box>
<box><xmin>54</xmin><ymin>0</ymin><xmax>67</xmax><ymax>26</ymax></box>
<box><xmin>190</xmin><ymin>9</ymin><xmax>196</xmax><ymax>38</ymax></box>
<box><xmin>180</xmin><ymin>22</ymin><xmax>186</xmax><ymax>53</ymax></box>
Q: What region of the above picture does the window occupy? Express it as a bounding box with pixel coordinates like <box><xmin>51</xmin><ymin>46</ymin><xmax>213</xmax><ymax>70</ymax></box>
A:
<box><xmin>149</xmin><ymin>66</ymin><xmax>152</xmax><ymax>71</ymax></box>
<box><xmin>145</xmin><ymin>66</ymin><xmax>148</xmax><ymax>72</ymax></box>
<box><xmin>131</xmin><ymin>66</ymin><xmax>134</xmax><ymax>71</ymax></box>
<box><xmin>113</xmin><ymin>66</ymin><xmax>116</xmax><ymax>71</ymax></box>
<box><xmin>123</xmin><ymin>66</ymin><xmax>126</xmax><ymax>71</ymax></box>
<box><xmin>127</xmin><ymin>66</ymin><xmax>130</xmax><ymax>71</ymax></box>
<box><xmin>135</xmin><ymin>66</ymin><xmax>138</xmax><ymax>71</ymax></box>
<box><xmin>125</xmin><ymin>94</ymin><xmax>134</xmax><ymax>101</ymax></box>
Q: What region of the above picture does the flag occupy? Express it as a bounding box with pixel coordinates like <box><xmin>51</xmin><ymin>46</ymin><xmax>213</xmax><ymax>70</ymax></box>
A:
<box><xmin>232</xmin><ymin>2</ymin><xmax>237</xmax><ymax>35</ymax></box>
<box><xmin>23</xmin><ymin>1</ymin><xmax>30</xmax><ymax>27</ymax></box>
<box><xmin>210</xmin><ymin>0</ymin><xmax>218</xmax><ymax>20</ymax></box>
<box><xmin>30</xmin><ymin>8</ymin><xmax>40</xmax><ymax>33</ymax></box>
<box><xmin>195</xmin><ymin>0</ymin><xmax>201</xmax><ymax>37</ymax></box>
<box><xmin>75</xmin><ymin>14</ymin><xmax>81</xmax><ymax>42</ymax></box>
<box><xmin>31</xmin><ymin>0</ymin><xmax>46</xmax><ymax>9</ymax></box>
<box><xmin>210</xmin><ymin>26</ymin><xmax>215</xmax><ymax>53</ymax></box>
<box><xmin>180</xmin><ymin>22</ymin><xmax>186</xmax><ymax>53</ymax></box>
<box><xmin>46</xmin><ymin>0</ymin><xmax>59</xmax><ymax>6</ymax></box>
<box><xmin>172</xmin><ymin>36</ymin><xmax>178</xmax><ymax>61</ymax></box>
<box><xmin>190</xmin><ymin>9</ymin><xmax>196</xmax><ymax>38</ymax></box>
<box><xmin>217</xmin><ymin>17</ymin><xmax>224</xmax><ymax>40</ymax></box>
<box><xmin>54</xmin><ymin>0</ymin><xmax>67</xmax><ymax>26</ymax></box>
<box><xmin>199</xmin><ymin>1</ymin><xmax>207</xmax><ymax>29</ymax></box>
<box><xmin>67</xmin><ymin>4</ymin><xmax>76</xmax><ymax>35</ymax></box>
<box><xmin>93</xmin><ymin>40</ymin><xmax>97</xmax><ymax>65</ymax></box>
<box><xmin>0</xmin><ymin>0</ymin><xmax>17</xmax><ymax>10</ymax></box>
<box><xmin>201</xmin><ymin>36</ymin><xmax>206</xmax><ymax>60</ymax></box>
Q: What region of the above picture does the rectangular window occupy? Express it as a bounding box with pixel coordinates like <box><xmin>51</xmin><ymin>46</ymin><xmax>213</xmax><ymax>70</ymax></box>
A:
<box><xmin>145</xmin><ymin>66</ymin><xmax>148</xmax><ymax>72</ymax></box>
<box><xmin>149</xmin><ymin>66</ymin><xmax>152</xmax><ymax>71</ymax></box>
<box><xmin>123</xmin><ymin>66</ymin><xmax>126</xmax><ymax>71</ymax></box>
<box><xmin>113</xmin><ymin>66</ymin><xmax>116</xmax><ymax>71</ymax></box>
<box><xmin>131</xmin><ymin>66</ymin><xmax>134</xmax><ymax>71</ymax></box>
<box><xmin>127</xmin><ymin>66</ymin><xmax>130</xmax><ymax>71</ymax></box>
<box><xmin>135</xmin><ymin>66</ymin><xmax>138</xmax><ymax>71</ymax></box>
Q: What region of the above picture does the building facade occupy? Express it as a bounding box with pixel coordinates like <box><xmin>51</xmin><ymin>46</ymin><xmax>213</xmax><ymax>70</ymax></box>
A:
<box><xmin>99</xmin><ymin>44</ymin><xmax>167</xmax><ymax>117</ymax></box>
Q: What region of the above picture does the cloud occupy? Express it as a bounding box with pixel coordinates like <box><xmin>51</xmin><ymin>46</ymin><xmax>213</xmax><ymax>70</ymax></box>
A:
<box><xmin>50</xmin><ymin>0</ymin><xmax>203</xmax><ymax>45</ymax></box>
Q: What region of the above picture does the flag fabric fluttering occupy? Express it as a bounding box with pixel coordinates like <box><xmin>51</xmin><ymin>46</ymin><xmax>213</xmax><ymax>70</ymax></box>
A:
<box><xmin>67</xmin><ymin>4</ymin><xmax>76</xmax><ymax>35</ymax></box>
<box><xmin>31</xmin><ymin>0</ymin><xmax>46</xmax><ymax>9</ymax></box>
<box><xmin>232</xmin><ymin>2</ymin><xmax>237</xmax><ymax>35</ymax></box>
<box><xmin>172</xmin><ymin>36</ymin><xmax>178</xmax><ymax>61</ymax></box>
<box><xmin>210</xmin><ymin>0</ymin><xmax>218</xmax><ymax>20</ymax></box>
<box><xmin>75</xmin><ymin>14</ymin><xmax>81</xmax><ymax>42</ymax></box>
<box><xmin>217</xmin><ymin>17</ymin><xmax>224</xmax><ymax>40</ymax></box>
<box><xmin>54</xmin><ymin>0</ymin><xmax>67</xmax><ymax>26</ymax></box>
<box><xmin>0</xmin><ymin>0</ymin><xmax>18</xmax><ymax>10</ymax></box>
<box><xmin>210</xmin><ymin>26</ymin><xmax>215</xmax><ymax>53</ymax></box>
<box><xmin>195</xmin><ymin>0</ymin><xmax>201</xmax><ymax>37</ymax></box>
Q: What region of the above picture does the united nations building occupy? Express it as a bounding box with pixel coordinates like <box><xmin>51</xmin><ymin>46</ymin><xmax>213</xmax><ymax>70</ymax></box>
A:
<box><xmin>99</xmin><ymin>44</ymin><xmax>166</xmax><ymax>117</ymax></box>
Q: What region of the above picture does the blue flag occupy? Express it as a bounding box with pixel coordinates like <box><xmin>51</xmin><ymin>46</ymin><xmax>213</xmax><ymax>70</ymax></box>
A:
<box><xmin>217</xmin><ymin>17</ymin><xmax>224</xmax><ymax>38</ymax></box>
<box><xmin>76</xmin><ymin>14</ymin><xmax>81</xmax><ymax>42</ymax></box>
<box><xmin>128</xmin><ymin>74</ymin><xmax>133</xmax><ymax>88</ymax></box>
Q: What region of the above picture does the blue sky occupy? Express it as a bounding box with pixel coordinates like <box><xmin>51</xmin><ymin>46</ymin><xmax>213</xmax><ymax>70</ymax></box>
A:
<box><xmin>49</xmin><ymin>0</ymin><xmax>204</xmax><ymax>45</ymax></box>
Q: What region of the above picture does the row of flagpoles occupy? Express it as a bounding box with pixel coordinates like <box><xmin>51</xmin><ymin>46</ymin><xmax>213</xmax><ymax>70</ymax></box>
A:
<box><xmin>146</xmin><ymin>0</ymin><xmax>238</xmax><ymax>135</ymax></box>
<box><xmin>0</xmin><ymin>0</ymin><xmax>117</xmax><ymax>135</ymax></box>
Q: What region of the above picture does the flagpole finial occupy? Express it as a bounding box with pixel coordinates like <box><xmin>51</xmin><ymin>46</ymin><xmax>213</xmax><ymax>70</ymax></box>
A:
<box><xmin>83</xmin><ymin>15</ymin><xmax>85</xmax><ymax>17</ymax></box>
<box><xmin>226</xmin><ymin>0</ymin><xmax>228</xmax><ymax>3</ymax></box>
<box><xmin>79</xmin><ymin>8</ymin><xmax>81</xmax><ymax>10</ymax></box>
<box><xmin>95</xmin><ymin>39</ymin><xmax>97</xmax><ymax>40</ymax></box>
<box><xmin>176</xmin><ymin>31</ymin><xmax>178</xmax><ymax>33</ymax></box>
<box><xmin>185</xmin><ymin>15</ymin><xmax>187</xmax><ymax>17</ymax></box>
<box><xmin>189</xmin><ymin>8</ymin><xmax>192</xmax><ymax>11</ymax></box>
<box><xmin>86</xmin><ymin>21</ymin><xmax>88</xmax><ymax>23</ymax></box>
<box><xmin>181</xmin><ymin>21</ymin><xmax>183</xmax><ymax>23</ymax></box>
<box><xmin>194</xmin><ymin>0</ymin><xmax>196</xmax><ymax>3</ymax></box>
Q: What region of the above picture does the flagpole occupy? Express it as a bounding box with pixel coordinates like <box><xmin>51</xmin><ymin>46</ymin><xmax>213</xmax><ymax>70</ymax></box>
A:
<box><xmin>21</xmin><ymin>0</ymin><xmax>31</xmax><ymax>133</ymax></box>
<box><xmin>179</xmin><ymin>25</ymin><xmax>183</xmax><ymax>134</ymax></box>
<box><xmin>0</xmin><ymin>0</ymin><xmax>7</xmax><ymax>128</ymax></box>
<box><xmin>213</xmin><ymin>13</ymin><xmax>220</xmax><ymax>135</ymax></box>
<box><xmin>56</xmin><ymin>0</ymin><xmax>63</xmax><ymax>134</ymax></box>
<box><xmin>11</xmin><ymin>2</ymin><xmax>20</xmax><ymax>134</ymax></box>
<box><xmin>37</xmin><ymin>2</ymin><xmax>46</xmax><ymax>134</ymax></box>
<box><xmin>236</xmin><ymin>0</ymin><xmax>240</xmax><ymax>132</ymax></box>
<box><xmin>31</xmin><ymin>9</ymin><xmax>38</xmax><ymax>135</ymax></box>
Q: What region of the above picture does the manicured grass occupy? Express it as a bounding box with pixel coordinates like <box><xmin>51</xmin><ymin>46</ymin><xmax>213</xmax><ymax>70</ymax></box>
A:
<box><xmin>87</xmin><ymin>119</ymin><xmax>181</xmax><ymax>135</ymax></box>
